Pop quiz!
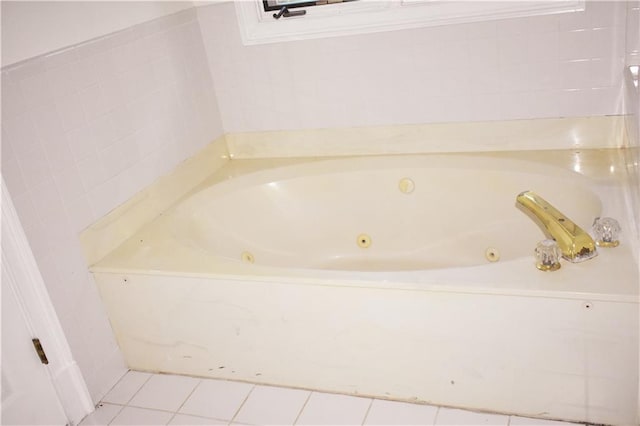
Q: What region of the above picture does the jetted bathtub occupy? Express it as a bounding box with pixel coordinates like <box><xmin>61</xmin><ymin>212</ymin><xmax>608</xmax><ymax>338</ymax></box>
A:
<box><xmin>90</xmin><ymin>153</ymin><xmax>639</xmax><ymax>425</ymax></box>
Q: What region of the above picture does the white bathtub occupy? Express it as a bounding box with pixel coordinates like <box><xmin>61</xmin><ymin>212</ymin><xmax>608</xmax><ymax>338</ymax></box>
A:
<box><xmin>90</xmin><ymin>152</ymin><xmax>638</xmax><ymax>425</ymax></box>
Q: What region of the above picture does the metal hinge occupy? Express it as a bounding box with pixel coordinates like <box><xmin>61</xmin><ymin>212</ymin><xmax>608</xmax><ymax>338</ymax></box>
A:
<box><xmin>32</xmin><ymin>338</ymin><xmax>49</xmax><ymax>365</ymax></box>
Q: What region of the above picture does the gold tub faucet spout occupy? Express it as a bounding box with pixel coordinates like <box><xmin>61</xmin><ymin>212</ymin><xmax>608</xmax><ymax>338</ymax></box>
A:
<box><xmin>516</xmin><ymin>191</ymin><xmax>597</xmax><ymax>263</ymax></box>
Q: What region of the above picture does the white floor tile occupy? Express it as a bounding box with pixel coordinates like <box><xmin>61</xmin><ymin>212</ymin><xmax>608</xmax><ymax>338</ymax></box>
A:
<box><xmin>110</xmin><ymin>406</ymin><xmax>174</xmax><ymax>425</ymax></box>
<box><xmin>509</xmin><ymin>416</ymin><xmax>575</xmax><ymax>425</ymax></box>
<box><xmin>169</xmin><ymin>413</ymin><xmax>228</xmax><ymax>425</ymax></box>
<box><xmin>79</xmin><ymin>403</ymin><xmax>123</xmax><ymax>425</ymax></box>
<box><xmin>128</xmin><ymin>374</ymin><xmax>200</xmax><ymax>412</ymax></box>
<box><xmin>364</xmin><ymin>399</ymin><xmax>438</xmax><ymax>425</ymax></box>
<box><xmin>234</xmin><ymin>385</ymin><xmax>310</xmax><ymax>426</ymax></box>
<box><xmin>295</xmin><ymin>392</ymin><xmax>372</xmax><ymax>425</ymax></box>
<box><xmin>102</xmin><ymin>371</ymin><xmax>152</xmax><ymax>405</ymax></box>
<box><xmin>97</xmin><ymin>372</ymin><xmax>578</xmax><ymax>426</ymax></box>
<box><xmin>179</xmin><ymin>378</ymin><xmax>253</xmax><ymax>421</ymax></box>
<box><xmin>435</xmin><ymin>408</ymin><xmax>509</xmax><ymax>425</ymax></box>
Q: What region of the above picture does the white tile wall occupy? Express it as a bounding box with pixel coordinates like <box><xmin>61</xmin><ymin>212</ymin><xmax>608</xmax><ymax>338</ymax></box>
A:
<box><xmin>1</xmin><ymin>7</ymin><xmax>224</xmax><ymax>401</ymax></box>
<box><xmin>197</xmin><ymin>2</ymin><xmax>628</xmax><ymax>133</ymax></box>
<box><xmin>623</xmin><ymin>3</ymin><xmax>640</xmax><ymax>240</ymax></box>
<box><xmin>625</xmin><ymin>1</ymin><xmax>640</xmax><ymax>66</ymax></box>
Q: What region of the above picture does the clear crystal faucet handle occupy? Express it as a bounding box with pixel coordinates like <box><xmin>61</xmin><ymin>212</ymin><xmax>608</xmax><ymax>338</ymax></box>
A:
<box><xmin>592</xmin><ymin>217</ymin><xmax>621</xmax><ymax>247</ymax></box>
<box><xmin>535</xmin><ymin>239</ymin><xmax>561</xmax><ymax>271</ymax></box>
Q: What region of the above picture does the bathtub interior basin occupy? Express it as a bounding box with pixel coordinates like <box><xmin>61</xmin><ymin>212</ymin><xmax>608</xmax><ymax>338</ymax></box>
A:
<box><xmin>172</xmin><ymin>155</ymin><xmax>601</xmax><ymax>271</ymax></box>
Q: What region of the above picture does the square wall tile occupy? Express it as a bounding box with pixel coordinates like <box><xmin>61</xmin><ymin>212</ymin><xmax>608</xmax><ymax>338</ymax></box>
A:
<box><xmin>55</xmin><ymin>91</ymin><xmax>87</xmax><ymax>132</ymax></box>
<box><xmin>18</xmin><ymin>70</ymin><xmax>56</xmax><ymax>107</ymax></box>
<box><xmin>2</xmin><ymin>158</ymin><xmax>27</xmax><ymax>198</ymax></box>
<box><xmin>129</xmin><ymin>374</ymin><xmax>200</xmax><ymax>412</ymax></box>
<box><xmin>234</xmin><ymin>385</ymin><xmax>310</xmax><ymax>426</ymax></box>
<box><xmin>179</xmin><ymin>378</ymin><xmax>253</xmax><ymax>421</ymax></box>
<box><xmin>46</xmin><ymin>62</ymin><xmax>79</xmax><ymax>100</ymax></box>
<box><xmin>1</xmin><ymin>113</ymin><xmax>40</xmax><ymax>158</ymax></box>
<box><xmin>295</xmin><ymin>392</ymin><xmax>372</xmax><ymax>425</ymax></box>
<box><xmin>66</xmin><ymin>124</ymin><xmax>97</xmax><ymax>164</ymax></box>
<box><xmin>364</xmin><ymin>399</ymin><xmax>438</xmax><ymax>425</ymax></box>
<box><xmin>1</xmin><ymin>73</ymin><xmax>29</xmax><ymax>117</ymax></box>
<box><xmin>42</xmin><ymin>133</ymin><xmax>76</xmax><ymax>173</ymax></box>
<box><xmin>16</xmin><ymin>145</ymin><xmax>51</xmax><ymax>189</ymax></box>
<box><xmin>53</xmin><ymin>165</ymin><xmax>85</xmax><ymax>203</ymax></box>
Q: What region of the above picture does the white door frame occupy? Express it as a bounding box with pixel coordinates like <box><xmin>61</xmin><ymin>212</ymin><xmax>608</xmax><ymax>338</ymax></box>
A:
<box><xmin>2</xmin><ymin>178</ymin><xmax>94</xmax><ymax>425</ymax></box>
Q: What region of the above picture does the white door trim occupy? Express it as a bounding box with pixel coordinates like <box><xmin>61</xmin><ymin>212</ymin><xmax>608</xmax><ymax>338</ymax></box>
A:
<box><xmin>2</xmin><ymin>178</ymin><xmax>94</xmax><ymax>425</ymax></box>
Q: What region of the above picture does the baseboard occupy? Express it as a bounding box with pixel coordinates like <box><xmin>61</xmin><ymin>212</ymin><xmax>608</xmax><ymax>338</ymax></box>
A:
<box><xmin>51</xmin><ymin>361</ymin><xmax>95</xmax><ymax>425</ymax></box>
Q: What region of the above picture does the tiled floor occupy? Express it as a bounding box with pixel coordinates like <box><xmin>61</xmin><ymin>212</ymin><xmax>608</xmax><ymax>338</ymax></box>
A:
<box><xmin>79</xmin><ymin>371</ymin><xmax>581</xmax><ymax>426</ymax></box>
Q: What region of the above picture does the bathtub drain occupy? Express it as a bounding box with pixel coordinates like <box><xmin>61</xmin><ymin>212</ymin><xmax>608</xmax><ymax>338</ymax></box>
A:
<box><xmin>485</xmin><ymin>247</ymin><xmax>500</xmax><ymax>262</ymax></box>
<box><xmin>398</xmin><ymin>178</ymin><xmax>415</xmax><ymax>194</ymax></box>
<box><xmin>357</xmin><ymin>234</ymin><xmax>372</xmax><ymax>248</ymax></box>
<box><xmin>241</xmin><ymin>251</ymin><xmax>255</xmax><ymax>263</ymax></box>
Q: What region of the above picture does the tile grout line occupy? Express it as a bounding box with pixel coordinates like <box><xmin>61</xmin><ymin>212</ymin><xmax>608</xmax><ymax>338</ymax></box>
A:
<box><xmin>165</xmin><ymin>411</ymin><xmax>178</xmax><ymax>426</ymax></box>
<box><xmin>121</xmin><ymin>404</ymin><xmax>185</xmax><ymax>415</ymax></box>
<box><xmin>125</xmin><ymin>372</ymin><xmax>154</xmax><ymax>405</ymax></box>
<box><xmin>81</xmin><ymin>368</ymin><xmax>129</xmax><ymax>425</ymax></box>
<box><xmin>433</xmin><ymin>405</ymin><xmax>441</xmax><ymax>426</ymax></box>
<box><xmin>228</xmin><ymin>383</ymin><xmax>256</xmax><ymax>425</ymax></box>
<box><xmin>97</xmin><ymin>369</ymin><xmax>132</xmax><ymax>405</ymax></box>
<box><xmin>360</xmin><ymin>398</ymin><xmax>375</xmax><ymax>425</ymax></box>
<box><xmin>103</xmin><ymin>371</ymin><xmax>584</xmax><ymax>426</ymax></box>
<box><xmin>104</xmin><ymin>370</ymin><xmax>154</xmax><ymax>425</ymax></box>
<box><xmin>292</xmin><ymin>391</ymin><xmax>314</xmax><ymax>425</ymax></box>
<box><xmin>105</xmin><ymin>404</ymin><xmax>126</xmax><ymax>426</ymax></box>
<box><xmin>166</xmin><ymin>377</ymin><xmax>204</xmax><ymax>425</ymax></box>
<box><xmin>105</xmin><ymin>370</ymin><xmax>154</xmax><ymax>407</ymax></box>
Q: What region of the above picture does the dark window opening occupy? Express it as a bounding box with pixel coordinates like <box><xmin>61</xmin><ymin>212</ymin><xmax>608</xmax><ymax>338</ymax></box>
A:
<box><xmin>263</xmin><ymin>0</ymin><xmax>357</xmax><ymax>13</ymax></box>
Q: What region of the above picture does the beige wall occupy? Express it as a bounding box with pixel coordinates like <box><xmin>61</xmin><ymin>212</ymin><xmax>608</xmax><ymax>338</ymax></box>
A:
<box><xmin>1</xmin><ymin>1</ymin><xmax>193</xmax><ymax>66</ymax></box>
